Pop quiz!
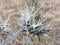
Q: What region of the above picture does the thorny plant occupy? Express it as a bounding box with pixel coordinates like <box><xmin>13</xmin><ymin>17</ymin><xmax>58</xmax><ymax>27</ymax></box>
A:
<box><xmin>0</xmin><ymin>0</ymin><xmax>60</xmax><ymax>45</ymax></box>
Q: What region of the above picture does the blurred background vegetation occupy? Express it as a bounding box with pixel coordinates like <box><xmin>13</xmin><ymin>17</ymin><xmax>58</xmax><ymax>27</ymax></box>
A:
<box><xmin>0</xmin><ymin>0</ymin><xmax>60</xmax><ymax>45</ymax></box>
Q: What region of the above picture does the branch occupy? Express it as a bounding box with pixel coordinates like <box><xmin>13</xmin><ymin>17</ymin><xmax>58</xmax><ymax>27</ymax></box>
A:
<box><xmin>0</xmin><ymin>28</ymin><xmax>23</xmax><ymax>45</ymax></box>
<box><xmin>23</xmin><ymin>36</ymin><xmax>33</xmax><ymax>45</ymax></box>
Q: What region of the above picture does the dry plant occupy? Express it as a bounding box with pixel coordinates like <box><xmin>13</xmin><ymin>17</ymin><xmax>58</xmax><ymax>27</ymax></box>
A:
<box><xmin>0</xmin><ymin>0</ymin><xmax>60</xmax><ymax>45</ymax></box>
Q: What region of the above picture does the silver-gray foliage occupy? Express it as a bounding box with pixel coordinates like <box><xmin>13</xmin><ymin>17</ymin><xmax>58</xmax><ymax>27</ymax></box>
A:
<box><xmin>0</xmin><ymin>0</ymin><xmax>60</xmax><ymax>45</ymax></box>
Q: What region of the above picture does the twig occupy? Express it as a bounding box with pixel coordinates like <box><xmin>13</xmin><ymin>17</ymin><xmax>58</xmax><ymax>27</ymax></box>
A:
<box><xmin>0</xmin><ymin>28</ymin><xmax>23</xmax><ymax>45</ymax></box>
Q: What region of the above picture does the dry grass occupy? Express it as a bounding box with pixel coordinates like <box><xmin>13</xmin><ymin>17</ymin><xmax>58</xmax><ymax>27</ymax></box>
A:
<box><xmin>0</xmin><ymin>0</ymin><xmax>60</xmax><ymax>45</ymax></box>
